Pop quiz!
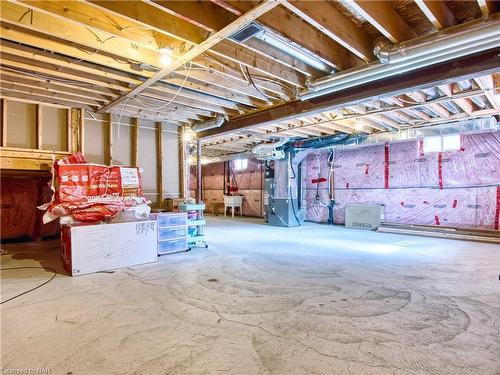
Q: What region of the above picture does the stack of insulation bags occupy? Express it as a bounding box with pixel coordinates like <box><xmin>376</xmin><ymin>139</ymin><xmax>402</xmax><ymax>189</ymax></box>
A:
<box><xmin>305</xmin><ymin>130</ymin><xmax>500</xmax><ymax>229</ymax></box>
<box><xmin>39</xmin><ymin>152</ymin><xmax>150</xmax><ymax>224</ymax></box>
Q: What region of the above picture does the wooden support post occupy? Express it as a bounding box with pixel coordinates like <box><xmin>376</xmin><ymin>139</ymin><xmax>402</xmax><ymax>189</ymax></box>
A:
<box><xmin>105</xmin><ymin>113</ymin><xmax>113</xmax><ymax>165</ymax></box>
<box><xmin>196</xmin><ymin>138</ymin><xmax>202</xmax><ymax>204</ymax></box>
<box><xmin>69</xmin><ymin>108</ymin><xmax>83</xmax><ymax>153</ymax></box>
<box><xmin>66</xmin><ymin>108</ymin><xmax>72</xmax><ymax>152</ymax></box>
<box><xmin>131</xmin><ymin>117</ymin><xmax>139</xmax><ymax>167</ymax></box>
<box><xmin>78</xmin><ymin>109</ymin><xmax>84</xmax><ymax>154</ymax></box>
<box><xmin>1</xmin><ymin>99</ymin><xmax>8</xmax><ymax>147</ymax></box>
<box><xmin>156</xmin><ymin>122</ymin><xmax>164</xmax><ymax>209</ymax></box>
<box><xmin>178</xmin><ymin>126</ymin><xmax>186</xmax><ymax>199</ymax></box>
<box><xmin>36</xmin><ymin>104</ymin><xmax>43</xmax><ymax>149</ymax></box>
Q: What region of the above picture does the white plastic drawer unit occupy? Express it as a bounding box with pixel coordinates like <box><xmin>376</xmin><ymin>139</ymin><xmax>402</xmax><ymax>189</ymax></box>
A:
<box><xmin>158</xmin><ymin>226</ymin><xmax>187</xmax><ymax>241</ymax></box>
<box><xmin>158</xmin><ymin>238</ymin><xmax>188</xmax><ymax>254</ymax></box>
<box><xmin>152</xmin><ymin>212</ymin><xmax>187</xmax><ymax>227</ymax></box>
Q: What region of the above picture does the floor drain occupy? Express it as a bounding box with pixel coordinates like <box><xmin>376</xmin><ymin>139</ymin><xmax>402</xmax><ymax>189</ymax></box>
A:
<box><xmin>207</xmin><ymin>278</ymin><xmax>219</xmax><ymax>282</ymax></box>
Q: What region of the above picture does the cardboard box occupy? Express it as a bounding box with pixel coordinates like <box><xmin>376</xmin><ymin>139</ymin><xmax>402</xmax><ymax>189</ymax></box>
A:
<box><xmin>164</xmin><ymin>198</ymin><xmax>185</xmax><ymax>212</ymax></box>
<box><xmin>61</xmin><ymin>220</ymin><xmax>158</xmax><ymax>276</ymax></box>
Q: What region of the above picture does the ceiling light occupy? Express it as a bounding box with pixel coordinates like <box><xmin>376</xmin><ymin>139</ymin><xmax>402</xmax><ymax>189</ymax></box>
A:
<box><xmin>230</xmin><ymin>23</ymin><xmax>332</xmax><ymax>73</ymax></box>
<box><xmin>256</xmin><ymin>30</ymin><xmax>332</xmax><ymax>73</ymax></box>
<box><xmin>159</xmin><ymin>47</ymin><xmax>173</xmax><ymax>66</ymax></box>
<box><xmin>355</xmin><ymin>121</ymin><xmax>364</xmax><ymax>131</ymax></box>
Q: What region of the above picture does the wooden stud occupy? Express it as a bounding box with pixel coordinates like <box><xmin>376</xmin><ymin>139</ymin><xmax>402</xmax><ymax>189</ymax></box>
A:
<box><xmin>1</xmin><ymin>99</ymin><xmax>7</xmax><ymax>147</ymax></box>
<box><xmin>105</xmin><ymin>113</ymin><xmax>113</xmax><ymax>165</ymax></box>
<box><xmin>66</xmin><ymin>108</ymin><xmax>72</xmax><ymax>152</ymax></box>
<box><xmin>156</xmin><ymin>122</ymin><xmax>164</xmax><ymax>208</ymax></box>
<box><xmin>131</xmin><ymin>118</ymin><xmax>139</xmax><ymax>167</ymax></box>
<box><xmin>78</xmin><ymin>108</ymin><xmax>85</xmax><ymax>154</ymax></box>
<box><xmin>178</xmin><ymin>125</ymin><xmax>186</xmax><ymax>199</ymax></box>
<box><xmin>69</xmin><ymin>108</ymin><xmax>83</xmax><ymax>153</ymax></box>
<box><xmin>36</xmin><ymin>104</ymin><xmax>43</xmax><ymax>149</ymax></box>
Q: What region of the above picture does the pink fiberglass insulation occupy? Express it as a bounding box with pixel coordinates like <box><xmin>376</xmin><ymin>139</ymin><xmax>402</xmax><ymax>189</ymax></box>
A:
<box><xmin>190</xmin><ymin>160</ymin><xmax>264</xmax><ymax>217</ymax></box>
<box><xmin>305</xmin><ymin>130</ymin><xmax>500</xmax><ymax>229</ymax></box>
<box><xmin>1</xmin><ymin>176</ymin><xmax>60</xmax><ymax>240</ymax></box>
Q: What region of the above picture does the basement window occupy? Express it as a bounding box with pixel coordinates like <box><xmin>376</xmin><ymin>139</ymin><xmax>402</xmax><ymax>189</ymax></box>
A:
<box><xmin>442</xmin><ymin>134</ymin><xmax>461</xmax><ymax>151</ymax></box>
<box><xmin>423</xmin><ymin>134</ymin><xmax>461</xmax><ymax>153</ymax></box>
<box><xmin>233</xmin><ymin>159</ymin><xmax>248</xmax><ymax>171</ymax></box>
<box><xmin>423</xmin><ymin>136</ymin><xmax>441</xmax><ymax>153</ymax></box>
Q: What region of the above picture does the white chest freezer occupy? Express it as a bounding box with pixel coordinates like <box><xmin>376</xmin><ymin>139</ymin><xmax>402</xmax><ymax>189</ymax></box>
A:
<box><xmin>61</xmin><ymin>220</ymin><xmax>158</xmax><ymax>276</ymax></box>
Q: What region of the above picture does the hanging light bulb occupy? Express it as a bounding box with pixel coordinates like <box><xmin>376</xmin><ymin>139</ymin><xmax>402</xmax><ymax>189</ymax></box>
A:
<box><xmin>159</xmin><ymin>47</ymin><xmax>173</xmax><ymax>66</ymax></box>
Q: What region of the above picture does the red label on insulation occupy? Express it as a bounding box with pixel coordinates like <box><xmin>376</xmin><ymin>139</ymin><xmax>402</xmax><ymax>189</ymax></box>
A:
<box><xmin>434</xmin><ymin>215</ymin><xmax>440</xmax><ymax>225</ymax></box>
<box><xmin>437</xmin><ymin>152</ymin><xmax>443</xmax><ymax>189</ymax></box>
<box><xmin>495</xmin><ymin>186</ymin><xmax>500</xmax><ymax>230</ymax></box>
<box><xmin>384</xmin><ymin>143</ymin><xmax>390</xmax><ymax>189</ymax></box>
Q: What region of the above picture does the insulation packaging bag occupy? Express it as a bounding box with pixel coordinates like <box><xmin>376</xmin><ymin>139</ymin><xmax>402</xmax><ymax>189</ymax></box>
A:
<box><xmin>40</xmin><ymin>152</ymin><xmax>149</xmax><ymax>223</ymax></box>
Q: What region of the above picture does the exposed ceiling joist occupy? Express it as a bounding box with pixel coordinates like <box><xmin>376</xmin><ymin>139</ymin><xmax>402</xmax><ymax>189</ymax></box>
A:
<box><xmin>477</xmin><ymin>0</ymin><xmax>500</xmax><ymax>18</ymax></box>
<box><xmin>86</xmin><ymin>0</ymin><xmax>308</xmax><ymax>87</ymax></box>
<box><xmin>223</xmin><ymin>1</ymin><xmax>364</xmax><ymax>70</ymax></box>
<box><xmin>414</xmin><ymin>0</ymin><xmax>455</xmax><ymax>30</ymax></box>
<box><xmin>97</xmin><ymin>0</ymin><xmax>284</xmax><ymax>113</ymax></box>
<box><xmin>198</xmin><ymin>49</ymin><xmax>500</xmax><ymax>139</ymax></box>
<box><xmin>347</xmin><ymin>0</ymin><xmax>417</xmax><ymax>43</ymax></box>
<box><xmin>281</xmin><ymin>1</ymin><xmax>375</xmax><ymax>62</ymax></box>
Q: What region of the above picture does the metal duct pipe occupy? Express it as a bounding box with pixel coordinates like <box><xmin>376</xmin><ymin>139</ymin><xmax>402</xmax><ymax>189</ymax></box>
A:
<box><xmin>192</xmin><ymin>115</ymin><xmax>225</xmax><ymax>132</ymax></box>
<box><xmin>300</xmin><ymin>16</ymin><xmax>500</xmax><ymax>100</ymax></box>
<box><xmin>374</xmin><ymin>15</ymin><xmax>500</xmax><ymax>64</ymax></box>
<box><xmin>287</xmin><ymin>132</ymin><xmax>366</xmax><ymax>150</ymax></box>
<box><xmin>251</xmin><ymin>138</ymin><xmax>289</xmax><ymax>154</ymax></box>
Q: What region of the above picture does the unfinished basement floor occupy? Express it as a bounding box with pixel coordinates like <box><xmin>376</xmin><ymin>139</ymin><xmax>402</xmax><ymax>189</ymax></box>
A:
<box><xmin>1</xmin><ymin>217</ymin><xmax>499</xmax><ymax>375</ymax></box>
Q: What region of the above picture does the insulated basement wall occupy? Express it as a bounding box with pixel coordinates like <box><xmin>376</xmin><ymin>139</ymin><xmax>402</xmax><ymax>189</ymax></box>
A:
<box><xmin>305</xmin><ymin>130</ymin><xmax>500</xmax><ymax>229</ymax></box>
<box><xmin>189</xmin><ymin>160</ymin><xmax>264</xmax><ymax>217</ymax></box>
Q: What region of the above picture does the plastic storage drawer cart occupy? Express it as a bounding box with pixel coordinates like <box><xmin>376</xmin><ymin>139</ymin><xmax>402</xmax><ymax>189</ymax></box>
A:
<box><xmin>150</xmin><ymin>212</ymin><xmax>188</xmax><ymax>255</ymax></box>
<box><xmin>179</xmin><ymin>203</ymin><xmax>208</xmax><ymax>249</ymax></box>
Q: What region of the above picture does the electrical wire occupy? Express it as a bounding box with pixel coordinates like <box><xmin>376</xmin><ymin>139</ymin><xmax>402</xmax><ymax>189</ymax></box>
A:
<box><xmin>0</xmin><ymin>267</ymin><xmax>57</xmax><ymax>305</ymax></box>
<box><xmin>133</xmin><ymin>61</ymin><xmax>193</xmax><ymax>111</ymax></box>
<box><xmin>1</xmin><ymin>66</ymin><xmax>94</xmax><ymax>87</ymax></box>
<box><xmin>243</xmin><ymin>66</ymin><xmax>270</xmax><ymax>101</ymax></box>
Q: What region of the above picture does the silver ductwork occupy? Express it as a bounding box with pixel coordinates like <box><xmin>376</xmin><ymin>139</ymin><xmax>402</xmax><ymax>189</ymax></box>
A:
<box><xmin>251</xmin><ymin>138</ymin><xmax>289</xmax><ymax>160</ymax></box>
<box><xmin>191</xmin><ymin>114</ymin><xmax>225</xmax><ymax>132</ymax></box>
<box><xmin>299</xmin><ymin>15</ymin><xmax>500</xmax><ymax>101</ymax></box>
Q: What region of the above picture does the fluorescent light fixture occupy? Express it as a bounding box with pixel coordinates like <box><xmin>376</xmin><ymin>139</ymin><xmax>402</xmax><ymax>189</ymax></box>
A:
<box><xmin>256</xmin><ymin>30</ymin><xmax>331</xmax><ymax>72</ymax></box>
<box><xmin>229</xmin><ymin>22</ymin><xmax>331</xmax><ymax>72</ymax></box>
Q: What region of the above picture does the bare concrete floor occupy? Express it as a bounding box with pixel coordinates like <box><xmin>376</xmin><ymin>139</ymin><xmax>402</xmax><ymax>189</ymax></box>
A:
<box><xmin>1</xmin><ymin>217</ymin><xmax>500</xmax><ymax>375</ymax></box>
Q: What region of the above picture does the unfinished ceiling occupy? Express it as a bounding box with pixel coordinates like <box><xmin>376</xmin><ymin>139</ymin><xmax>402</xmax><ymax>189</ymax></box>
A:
<box><xmin>0</xmin><ymin>0</ymin><xmax>499</xmax><ymax>158</ymax></box>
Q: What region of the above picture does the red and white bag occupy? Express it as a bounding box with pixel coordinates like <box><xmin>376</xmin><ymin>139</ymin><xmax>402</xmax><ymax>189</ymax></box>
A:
<box><xmin>39</xmin><ymin>153</ymin><xmax>149</xmax><ymax>223</ymax></box>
